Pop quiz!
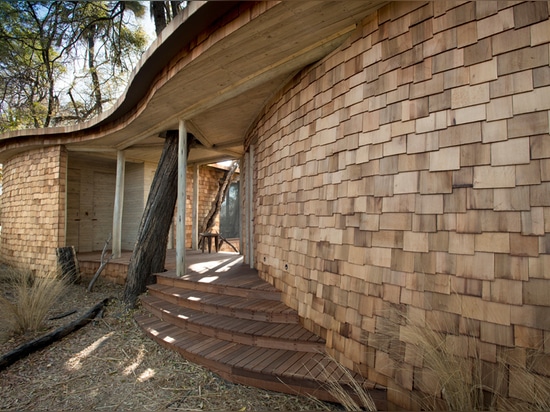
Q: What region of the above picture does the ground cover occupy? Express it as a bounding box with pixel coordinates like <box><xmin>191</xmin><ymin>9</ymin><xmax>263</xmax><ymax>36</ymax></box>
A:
<box><xmin>0</xmin><ymin>275</ymin><xmax>338</xmax><ymax>411</ymax></box>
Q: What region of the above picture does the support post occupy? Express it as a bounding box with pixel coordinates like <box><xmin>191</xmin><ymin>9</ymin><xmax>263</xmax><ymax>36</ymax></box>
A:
<box><xmin>112</xmin><ymin>150</ymin><xmax>125</xmax><ymax>258</ymax></box>
<box><xmin>177</xmin><ymin>120</ymin><xmax>187</xmax><ymax>277</ymax></box>
<box><xmin>192</xmin><ymin>163</ymin><xmax>199</xmax><ymax>250</ymax></box>
<box><xmin>247</xmin><ymin>145</ymin><xmax>254</xmax><ymax>269</ymax></box>
<box><xmin>239</xmin><ymin>158</ymin><xmax>244</xmax><ymax>255</ymax></box>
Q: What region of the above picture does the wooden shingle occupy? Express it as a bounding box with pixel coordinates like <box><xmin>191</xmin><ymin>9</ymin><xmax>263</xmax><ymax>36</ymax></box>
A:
<box><xmin>463</xmin><ymin>37</ymin><xmax>492</xmax><ymax>66</ymax></box>
<box><xmin>513</xmin><ymin>1</ymin><xmax>549</xmax><ymax>29</ymax></box>
<box><xmin>493</xmin><ymin>187</ymin><xmax>531</xmax><ymax>211</ymax></box>
<box><xmin>482</xmin><ymin>119</ymin><xmax>507</xmax><ymax>143</ymax></box>
<box><xmin>497</xmin><ymin>44</ymin><xmax>549</xmax><ymax>76</ymax></box>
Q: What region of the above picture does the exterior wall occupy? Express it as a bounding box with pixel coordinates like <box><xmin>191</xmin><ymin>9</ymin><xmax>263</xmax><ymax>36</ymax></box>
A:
<box><xmin>0</xmin><ymin>146</ymin><xmax>234</xmax><ymax>279</ymax></box>
<box><xmin>67</xmin><ymin>155</ymin><xmax>117</xmax><ymax>252</ymax></box>
<box><xmin>1</xmin><ymin>146</ymin><xmax>67</xmax><ymax>273</ymax></box>
<box><xmin>67</xmin><ymin>157</ymin><xmax>230</xmax><ymax>254</ymax></box>
<box><xmin>181</xmin><ymin>165</ymin><xmax>225</xmax><ymax>247</ymax></box>
<box><xmin>248</xmin><ymin>1</ymin><xmax>550</xmax><ymax>409</ymax></box>
<box><xmin>122</xmin><ymin>161</ymin><xmax>157</xmax><ymax>251</ymax></box>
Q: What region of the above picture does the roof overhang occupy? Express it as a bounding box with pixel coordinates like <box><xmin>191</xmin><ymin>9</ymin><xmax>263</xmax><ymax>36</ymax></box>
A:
<box><xmin>0</xmin><ymin>1</ymin><xmax>387</xmax><ymax>165</ymax></box>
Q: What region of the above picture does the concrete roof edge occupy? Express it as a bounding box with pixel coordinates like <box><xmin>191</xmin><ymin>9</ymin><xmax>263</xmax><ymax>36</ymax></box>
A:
<box><xmin>0</xmin><ymin>1</ymin><xmax>241</xmax><ymax>141</ymax></box>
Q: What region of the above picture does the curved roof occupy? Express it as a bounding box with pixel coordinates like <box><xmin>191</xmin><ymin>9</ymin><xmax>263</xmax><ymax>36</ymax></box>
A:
<box><xmin>0</xmin><ymin>1</ymin><xmax>386</xmax><ymax>165</ymax></box>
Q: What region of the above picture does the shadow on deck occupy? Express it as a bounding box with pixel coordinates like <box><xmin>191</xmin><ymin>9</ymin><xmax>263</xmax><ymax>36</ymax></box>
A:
<box><xmin>78</xmin><ymin>249</ymin><xmax>387</xmax><ymax>409</ymax></box>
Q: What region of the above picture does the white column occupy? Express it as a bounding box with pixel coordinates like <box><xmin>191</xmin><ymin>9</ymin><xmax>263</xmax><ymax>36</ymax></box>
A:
<box><xmin>112</xmin><ymin>150</ymin><xmax>125</xmax><ymax>258</ymax></box>
<box><xmin>247</xmin><ymin>145</ymin><xmax>254</xmax><ymax>269</ymax></box>
<box><xmin>239</xmin><ymin>160</ymin><xmax>244</xmax><ymax>255</ymax></box>
<box><xmin>177</xmin><ymin>120</ymin><xmax>187</xmax><ymax>277</ymax></box>
<box><xmin>191</xmin><ymin>163</ymin><xmax>199</xmax><ymax>250</ymax></box>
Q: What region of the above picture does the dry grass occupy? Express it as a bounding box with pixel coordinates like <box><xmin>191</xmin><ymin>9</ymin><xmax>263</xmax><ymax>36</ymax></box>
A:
<box><xmin>399</xmin><ymin>317</ymin><xmax>490</xmax><ymax>411</ymax></box>
<box><xmin>0</xmin><ymin>267</ymin><xmax>339</xmax><ymax>411</ymax></box>
<box><xmin>318</xmin><ymin>356</ymin><xmax>377</xmax><ymax>411</ymax></box>
<box><xmin>398</xmin><ymin>311</ymin><xmax>550</xmax><ymax>411</ymax></box>
<box><xmin>0</xmin><ymin>267</ymin><xmax>68</xmax><ymax>336</ymax></box>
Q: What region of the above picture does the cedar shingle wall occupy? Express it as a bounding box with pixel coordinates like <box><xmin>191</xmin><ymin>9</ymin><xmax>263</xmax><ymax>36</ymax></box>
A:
<box><xmin>1</xmin><ymin>149</ymin><xmax>226</xmax><ymax>275</ymax></box>
<box><xmin>248</xmin><ymin>1</ymin><xmax>550</xmax><ymax>408</ymax></box>
<box><xmin>1</xmin><ymin>146</ymin><xmax>67</xmax><ymax>273</ymax></box>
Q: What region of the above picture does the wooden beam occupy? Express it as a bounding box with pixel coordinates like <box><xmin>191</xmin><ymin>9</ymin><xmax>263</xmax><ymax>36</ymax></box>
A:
<box><xmin>187</xmin><ymin>120</ymin><xmax>214</xmax><ymax>148</ymax></box>
<box><xmin>67</xmin><ymin>146</ymin><xmax>118</xmax><ymax>153</ymax></box>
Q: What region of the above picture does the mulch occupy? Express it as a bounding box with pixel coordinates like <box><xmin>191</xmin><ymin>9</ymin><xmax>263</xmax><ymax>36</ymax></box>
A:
<box><xmin>0</xmin><ymin>279</ymin><xmax>340</xmax><ymax>411</ymax></box>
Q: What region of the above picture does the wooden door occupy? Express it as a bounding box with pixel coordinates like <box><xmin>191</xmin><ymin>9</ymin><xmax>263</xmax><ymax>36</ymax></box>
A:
<box><xmin>92</xmin><ymin>171</ymin><xmax>115</xmax><ymax>250</ymax></box>
<box><xmin>66</xmin><ymin>169</ymin><xmax>81</xmax><ymax>248</ymax></box>
<box><xmin>66</xmin><ymin>167</ymin><xmax>116</xmax><ymax>252</ymax></box>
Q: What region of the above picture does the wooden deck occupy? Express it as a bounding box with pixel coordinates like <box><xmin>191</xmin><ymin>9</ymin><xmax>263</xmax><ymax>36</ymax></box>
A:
<box><xmin>79</xmin><ymin>250</ymin><xmax>387</xmax><ymax>408</ymax></box>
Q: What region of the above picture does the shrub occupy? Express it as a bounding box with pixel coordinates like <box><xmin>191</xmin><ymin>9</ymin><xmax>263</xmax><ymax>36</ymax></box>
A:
<box><xmin>0</xmin><ymin>266</ymin><xmax>68</xmax><ymax>335</ymax></box>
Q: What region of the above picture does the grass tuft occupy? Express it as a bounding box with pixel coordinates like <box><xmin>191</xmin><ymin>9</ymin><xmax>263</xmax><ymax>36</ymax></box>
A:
<box><xmin>0</xmin><ymin>266</ymin><xmax>68</xmax><ymax>335</ymax></box>
<box><xmin>397</xmin><ymin>310</ymin><xmax>550</xmax><ymax>411</ymax></box>
<box><xmin>325</xmin><ymin>362</ymin><xmax>377</xmax><ymax>411</ymax></box>
<box><xmin>399</xmin><ymin>316</ymin><xmax>490</xmax><ymax>411</ymax></box>
<box><xmin>310</xmin><ymin>354</ymin><xmax>377</xmax><ymax>411</ymax></box>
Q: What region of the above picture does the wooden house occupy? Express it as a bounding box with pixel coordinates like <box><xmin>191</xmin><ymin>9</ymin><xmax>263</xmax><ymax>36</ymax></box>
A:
<box><xmin>1</xmin><ymin>1</ymin><xmax>550</xmax><ymax>409</ymax></box>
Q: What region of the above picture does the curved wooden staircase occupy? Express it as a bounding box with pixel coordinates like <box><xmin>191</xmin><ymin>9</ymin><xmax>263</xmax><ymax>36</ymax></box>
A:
<box><xmin>134</xmin><ymin>255</ymin><xmax>386</xmax><ymax>408</ymax></box>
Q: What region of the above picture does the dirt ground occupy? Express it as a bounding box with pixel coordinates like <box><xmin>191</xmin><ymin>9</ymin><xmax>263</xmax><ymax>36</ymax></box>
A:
<box><xmin>0</xmin><ymin>278</ymin><xmax>340</xmax><ymax>411</ymax></box>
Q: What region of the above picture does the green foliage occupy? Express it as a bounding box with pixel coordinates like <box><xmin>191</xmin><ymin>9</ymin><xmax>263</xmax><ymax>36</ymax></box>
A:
<box><xmin>0</xmin><ymin>1</ymin><xmax>147</xmax><ymax>132</ymax></box>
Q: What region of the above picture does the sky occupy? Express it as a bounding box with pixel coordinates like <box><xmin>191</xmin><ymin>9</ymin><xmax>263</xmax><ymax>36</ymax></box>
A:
<box><xmin>138</xmin><ymin>10</ymin><xmax>157</xmax><ymax>47</ymax></box>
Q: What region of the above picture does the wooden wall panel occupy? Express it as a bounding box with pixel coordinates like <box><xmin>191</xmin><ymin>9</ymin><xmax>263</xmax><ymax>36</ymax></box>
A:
<box><xmin>247</xmin><ymin>1</ymin><xmax>550</xmax><ymax>409</ymax></box>
<box><xmin>1</xmin><ymin>146</ymin><xmax>67</xmax><ymax>273</ymax></box>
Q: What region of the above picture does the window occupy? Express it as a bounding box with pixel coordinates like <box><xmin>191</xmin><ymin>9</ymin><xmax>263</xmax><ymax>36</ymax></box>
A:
<box><xmin>220</xmin><ymin>181</ymin><xmax>240</xmax><ymax>238</ymax></box>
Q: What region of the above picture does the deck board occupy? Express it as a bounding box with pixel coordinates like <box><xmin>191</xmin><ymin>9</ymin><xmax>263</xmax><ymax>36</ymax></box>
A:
<box><xmin>92</xmin><ymin>250</ymin><xmax>387</xmax><ymax>408</ymax></box>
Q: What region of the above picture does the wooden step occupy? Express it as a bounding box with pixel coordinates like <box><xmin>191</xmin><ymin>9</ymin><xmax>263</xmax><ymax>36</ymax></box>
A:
<box><xmin>147</xmin><ymin>283</ymin><xmax>300</xmax><ymax>323</ymax></box>
<box><xmin>155</xmin><ymin>272</ymin><xmax>282</xmax><ymax>301</ymax></box>
<box><xmin>141</xmin><ymin>295</ymin><xmax>325</xmax><ymax>352</ymax></box>
<box><xmin>137</xmin><ymin>260</ymin><xmax>387</xmax><ymax>409</ymax></box>
<box><xmin>135</xmin><ymin>313</ymin><xmax>387</xmax><ymax>408</ymax></box>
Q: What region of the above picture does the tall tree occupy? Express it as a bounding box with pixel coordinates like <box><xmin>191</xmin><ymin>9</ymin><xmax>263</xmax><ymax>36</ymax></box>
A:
<box><xmin>0</xmin><ymin>1</ymin><xmax>147</xmax><ymax>131</ymax></box>
<box><xmin>150</xmin><ymin>1</ymin><xmax>184</xmax><ymax>34</ymax></box>
<box><xmin>122</xmin><ymin>132</ymin><xmax>181</xmax><ymax>307</ymax></box>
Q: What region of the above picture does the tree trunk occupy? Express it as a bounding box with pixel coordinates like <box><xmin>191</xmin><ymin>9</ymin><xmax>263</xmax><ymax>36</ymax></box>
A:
<box><xmin>151</xmin><ymin>1</ymin><xmax>167</xmax><ymax>35</ymax></box>
<box><xmin>0</xmin><ymin>298</ymin><xmax>110</xmax><ymax>371</ymax></box>
<box><xmin>170</xmin><ymin>1</ymin><xmax>181</xmax><ymax>18</ymax></box>
<box><xmin>122</xmin><ymin>132</ymin><xmax>179</xmax><ymax>307</ymax></box>
<box><xmin>87</xmin><ymin>27</ymin><xmax>102</xmax><ymax>115</ymax></box>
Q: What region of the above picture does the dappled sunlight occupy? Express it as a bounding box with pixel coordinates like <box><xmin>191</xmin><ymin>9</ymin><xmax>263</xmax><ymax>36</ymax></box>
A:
<box><xmin>123</xmin><ymin>346</ymin><xmax>145</xmax><ymax>376</ymax></box>
<box><xmin>163</xmin><ymin>335</ymin><xmax>176</xmax><ymax>343</ymax></box>
<box><xmin>215</xmin><ymin>256</ymin><xmax>242</xmax><ymax>273</ymax></box>
<box><xmin>187</xmin><ymin>296</ymin><xmax>201</xmax><ymax>302</ymax></box>
<box><xmin>137</xmin><ymin>368</ymin><xmax>156</xmax><ymax>383</ymax></box>
<box><xmin>199</xmin><ymin>276</ymin><xmax>219</xmax><ymax>283</ymax></box>
<box><xmin>189</xmin><ymin>259</ymin><xmax>227</xmax><ymax>274</ymax></box>
<box><xmin>66</xmin><ymin>332</ymin><xmax>114</xmax><ymax>371</ymax></box>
